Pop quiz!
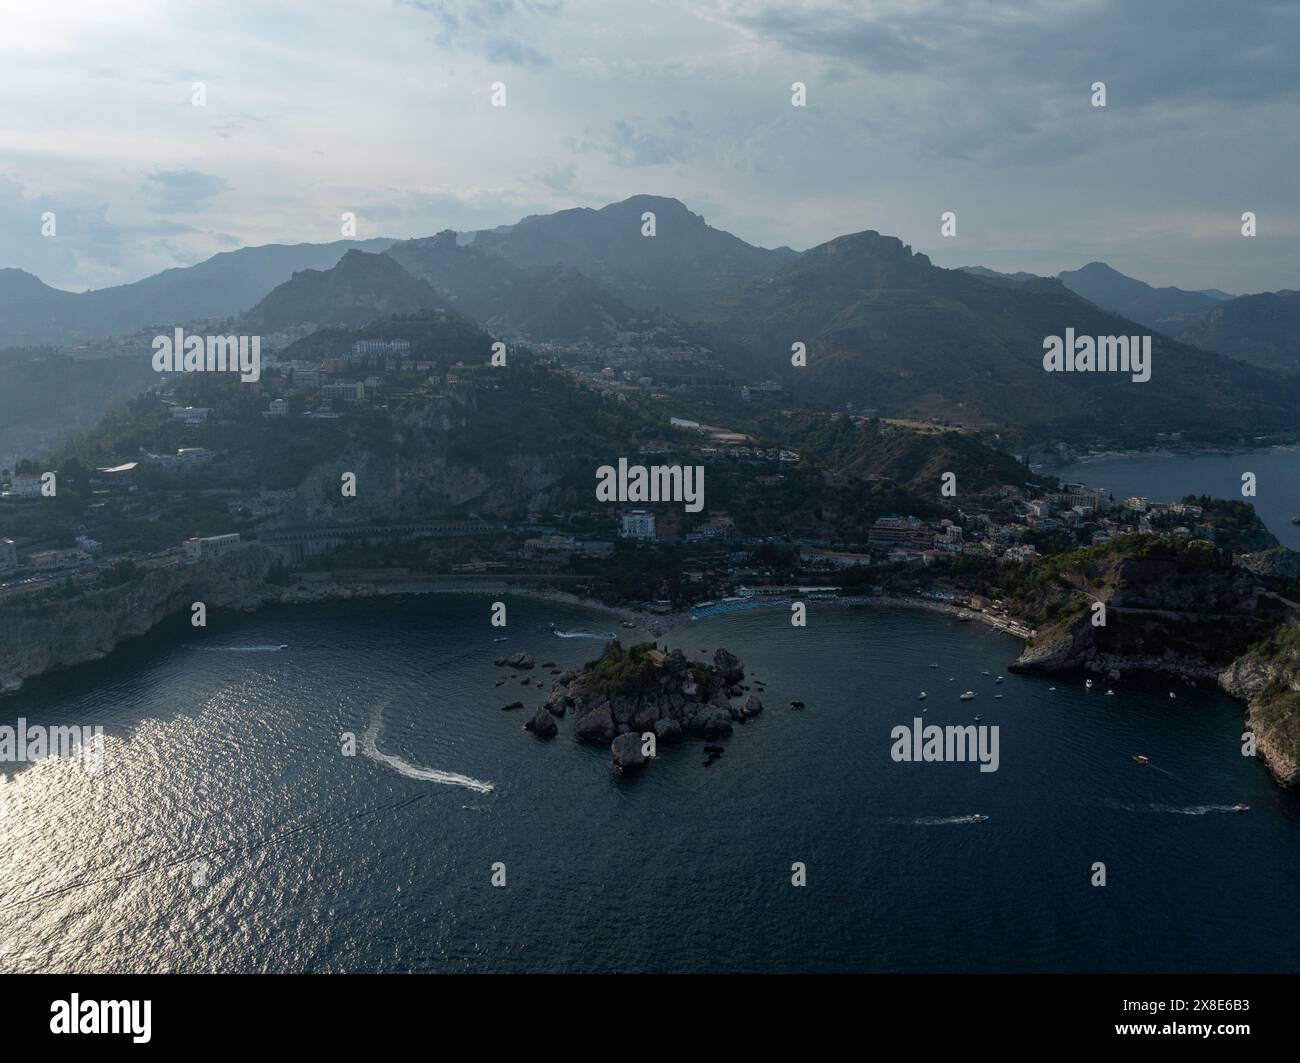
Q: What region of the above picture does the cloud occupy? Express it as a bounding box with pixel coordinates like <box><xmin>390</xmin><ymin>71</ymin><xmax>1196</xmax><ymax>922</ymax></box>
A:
<box><xmin>577</xmin><ymin>114</ymin><xmax>699</xmax><ymax>168</ymax></box>
<box><xmin>398</xmin><ymin>0</ymin><xmax>564</xmax><ymax>66</ymax></box>
<box><xmin>141</xmin><ymin>170</ymin><xmax>228</xmax><ymax>214</ymax></box>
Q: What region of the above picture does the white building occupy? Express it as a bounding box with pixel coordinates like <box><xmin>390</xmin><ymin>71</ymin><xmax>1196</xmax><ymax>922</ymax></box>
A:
<box><xmin>27</xmin><ymin>548</ymin><xmax>88</xmax><ymax>571</ymax></box>
<box><xmin>183</xmin><ymin>533</ymin><xmax>243</xmax><ymax>561</ymax></box>
<box><xmin>620</xmin><ymin>510</ymin><xmax>656</xmax><ymax>541</ymax></box>
<box><xmin>321</xmin><ymin>381</ymin><xmax>365</xmax><ymax>405</ymax></box>
<box><xmin>170</xmin><ymin>407</ymin><xmax>210</xmax><ymax>425</ymax></box>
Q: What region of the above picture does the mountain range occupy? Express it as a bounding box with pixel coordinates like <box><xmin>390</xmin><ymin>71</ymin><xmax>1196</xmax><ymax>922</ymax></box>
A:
<box><xmin>4</xmin><ymin>194</ymin><xmax>1300</xmax><ymax>442</ymax></box>
<box><xmin>714</xmin><ymin>232</ymin><xmax>1298</xmax><ymax>440</ymax></box>
<box><xmin>0</xmin><ymin>239</ymin><xmax>395</xmax><ymax>346</ymax></box>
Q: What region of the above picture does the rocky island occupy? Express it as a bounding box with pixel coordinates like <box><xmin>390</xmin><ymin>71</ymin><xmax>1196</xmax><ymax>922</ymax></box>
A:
<box><xmin>524</xmin><ymin>640</ymin><xmax>763</xmax><ymax>769</ymax></box>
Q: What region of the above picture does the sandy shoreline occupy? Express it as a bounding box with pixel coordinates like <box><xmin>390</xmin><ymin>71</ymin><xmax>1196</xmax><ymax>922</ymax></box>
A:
<box><xmin>286</xmin><ymin>579</ymin><xmax>1032</xmax><ymax>642</ymax></box>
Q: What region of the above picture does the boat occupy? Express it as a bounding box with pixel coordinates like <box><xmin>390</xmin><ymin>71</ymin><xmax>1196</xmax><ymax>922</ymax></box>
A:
<box><xmin>790</xmin><ymin>700</ymin><xmax>805</xmax><ymax>710</ymax></box>
<box><xmin>493</xmin><ymin>637</ymin><xmax>508</xmax><ymax>643</ymax></box>
<box><xmin>995</xmin><ymin>676</ymin><xmax>1003</xmax><ymax>684</ymax></box>
<box><xmin>981</xmin><ymin>670</ymin><xmax>990</xmax><ymax>676</ymax></box>
<box><xmin>969</xmin><ymin>814</ymin><xmax>988</xmax><ymax>823</ymax></box>
<box><xmin>929</xmin><ymin>663</ymin><xmax>939</xmax><ymax>669</ymax></box>
<box><xmin>1085</xmin><ymin>679</ymin><xmax>1093</xmax><ymax>689</ymax></box>
<box><xmin>960</xmin><ymin>690</ymin><xmax>976</xmax><ymax>701</ymax></box>
<box><xmin>957</xmin><ymin>613</ymin><xmax>974</xmax><ymax>622</ymax></box>
<box><xmin>1291</xmin><ymin>516</ymin><xmax>1300</xmax><ymax>525</ymax></box>
<box><xmin>621</xmin><ymin>621</ymin><xmax>636</xmax><ymax>629</ymax></box>
<box><xmin>918</xmin><ymin>692</ymin><xmax>927</xmax><ymax>700</ymax></box>
<box><xmin>994</xmin><ymin>694</ymin><xmax>1003</xmax><ymax>699</ymax></box>
<box><xmin>973</xmin><ymin>714</ymin><xmax>982</xmax><ymax>722</ymax></box>
<box><xmin>1133</xmin><ymin>754</ymin><xmax>1149</xmax><ymax>765</ymax></box>
<box><xmin>1049</xmin><ymin>686</ymin><xmax>1056</xmax><ymax>691</ymax></box>
<box><xmin>1169</xmin><ymin>692</ymin><xmax>1177</xmax><ymax>699</ymax></box>
<box><xmin>1232</xmin><ymin>803</ymin><xmax>1250</xmax><ymax>812</ymax></box>
<box><xmin>1106</xmin><ymin>689</ymin><xmax>1115</xmax><ymax>695</ymax></box>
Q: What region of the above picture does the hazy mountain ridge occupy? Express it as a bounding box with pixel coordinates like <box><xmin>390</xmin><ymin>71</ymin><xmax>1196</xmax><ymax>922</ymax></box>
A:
<box><xmin>1056</xmin><ymin>261</ymin><xmax>1231</xmax><ymax>333</ymax></box>
<box><xmin>238</xmin><ymin>250</ymin><xmax>441</xmax><ymax>332</ymax></box>
<box><xmin>386</xmin><ymin>230</ymin><xmax>644</xmax><ymax>342</ymax></box>
<box><xmin>713</xmin><ymin>231</ymin><xmax>1299</xmax><ymax>442</ymax></box>
<box><xmin>0</xmin><ymin>239</ymin><xmax>395</xmax><ymax>346</ymax></box>
<box><xmin>466</xmin><ymin>194</ymin><xmax>798</xmax><ymax>318</ymax></box>
<box><xmin>1177</xmin><ymin>289</ymin><xmax>1300</xmax><ymax>374</ymax></box>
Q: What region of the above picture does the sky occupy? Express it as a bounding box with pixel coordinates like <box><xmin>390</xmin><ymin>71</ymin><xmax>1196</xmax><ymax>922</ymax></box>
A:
<box><xmin>1</xmin><ymin>0</ymin><xmax>1297</xmax><ymax>295</ymax></box>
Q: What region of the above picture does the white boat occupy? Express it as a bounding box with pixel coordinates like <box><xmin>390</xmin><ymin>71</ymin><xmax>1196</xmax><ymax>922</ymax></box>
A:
<box><xmin>959</xmin><ymin>690</ymin><xmax>976</xmax><ymax>701</ymax></box>
<box><xmin>918</xmin><ymin>691</ymin><xmax>927</xmax><ymax>700</ymax></box>
<box><xmin>995</xmin><ymin>676</ymin><xmax>1003</xmax><ymax>684</ymax></box>
<box><xmin>1085</xmin><ymin>679</ymin><xmax>1093</xmax><ymax>690</ymax></box>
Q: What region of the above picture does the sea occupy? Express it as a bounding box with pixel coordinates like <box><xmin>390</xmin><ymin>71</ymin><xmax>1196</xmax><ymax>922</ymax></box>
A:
<box><xmin>1</xmin><ymin>588</ymin><xmax>1296</xmax><ymax>972</ymax></box>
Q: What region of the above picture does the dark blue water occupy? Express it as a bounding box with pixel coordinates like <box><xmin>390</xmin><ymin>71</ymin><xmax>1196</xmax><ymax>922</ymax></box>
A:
<box><xmin>1049</xmin><ymin>445</ymin><xmax>1300</xmax><ymax>550</ymax></box>
<box><xmin>0</xmin><ymin>596</ymin><xmax>1296</xmax><ymax>972</ymax></box>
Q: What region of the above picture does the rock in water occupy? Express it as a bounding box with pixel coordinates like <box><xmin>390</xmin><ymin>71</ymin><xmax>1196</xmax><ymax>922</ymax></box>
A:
<box><xmin>610</xmin><ymin>732</ymin><xmax>647</xmax><ymax>770</ymax></box>
<box><xmin>525</xmin><ymin>706</ymin><xmax>557</xmax><ymax>738</ymax></box>
<box><xmin>500</xmin><ymin>700</ymin><xmax>525</xmax><ymax>712</ymax></box>
<box><xmin>654</xmin><ymin>718</ymin><xmax>683</xmax><ymax>742</ymax></box>
<box><xmin>713</xmin><ymin>648</ymin><xmax>744</xmax><ymax>685</ymax></box>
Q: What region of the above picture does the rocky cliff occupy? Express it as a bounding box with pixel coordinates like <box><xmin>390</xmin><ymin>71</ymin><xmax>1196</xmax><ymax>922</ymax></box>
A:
<box><xmin>1007</xmin><ymin>540</ymin><xmax>1298</xmax><ymax>787</ymax></box>
<box><xmin>0</xmin><ymin>548</ymin><xmax>278</xmax><ymax>693</ymax></box>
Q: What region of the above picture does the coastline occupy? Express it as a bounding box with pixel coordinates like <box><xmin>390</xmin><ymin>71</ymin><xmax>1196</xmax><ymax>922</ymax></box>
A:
<box><xmin>0</xmin><ymin>565</ymin><xmax>1029</xmax><ymax>696</ymax></box>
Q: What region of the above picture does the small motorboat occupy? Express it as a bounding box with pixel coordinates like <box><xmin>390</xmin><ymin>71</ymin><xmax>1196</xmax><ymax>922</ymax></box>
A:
<box><xmin>995</xmin><ymin>676</ymin><xmax>1003</xmax><ymax>684</ymax></box>
<box><xmin>1049</xmin><ymin>687</ymin><xmax>1056</xmax><ymax>692</ymax></box>
<box><xmin>1085</xmin><ymin>679</ymin><xmax>1093</xmax><ymax>690</ymax></box>
<box><xmin>493</xmin><ymin>636</ymin><xmax>508</xmax><ymax>643</ymax></box>
<box><xmin>973</xmin><ymin>714</ymin><xmax>982</xmax><ymax>722</ymax></box>
<box><xmin>969</xmin><ymin>814</ymin><xmax>988</xmax><ymax>823</ymax></box>
<box><xmin>1169</xmin><ymin>692</ymin><xmax>1177</xmax><ymax>699</ymax></box>
<box><xmin>994</xmin><ymin>694</ymin><xmax>1003</xmax><ymax>699</ymax></box>
<box><xmin>929</xmin><ymin>663</ymin><xmax>939</xmax><ymax>669</ymax></box>
<box><xmin>1232</xmin><ymin>803</ymin><xmax>1250</xmax><ymax>812</ymax></box>
<box><xmin>1133</xmin><ymin>754</ymin><xmax>1149</xmax><ymax>765</ymax></box>
<box><xmin>1291</xmin><ymin>516</ymin><xmax>1300</xmax><ymax>525</ymax></box>
<box><xmin>918</xmin><ymin>691</ymin><xmax>928</xmax><ymax>700</ymax></box>
<box><xmin>1106</xmin><ymin>689</ymin><xmax>1115</xmax><ymax>695</ymax></box>
<box><xmin>960</xmin><ymin>690</ymin><xmax>976</xmax><ymax>701</ymax></box>
<box><xmin>948</xmin><ymin>676</ymin><xmax>955</xmax><ymax>682</ymax></box>
<box><xmin>981</xmin><ymin>670</ymin><xmax>990</xmax><ymax>676</ymax></box>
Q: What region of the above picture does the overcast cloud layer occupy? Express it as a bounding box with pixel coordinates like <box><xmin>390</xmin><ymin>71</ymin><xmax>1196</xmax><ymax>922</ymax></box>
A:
<box><xmin>1</xmin><ymin>0</ymin><xmax>1296</xmax><ymax>294</ymax></box>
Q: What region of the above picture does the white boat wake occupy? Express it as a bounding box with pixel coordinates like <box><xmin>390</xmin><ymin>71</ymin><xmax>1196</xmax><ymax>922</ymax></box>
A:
<box><xmin>895</xmin><ymin>815</ymin><xmax>987</xmax><ymax>826</ymax></box>
<box><xmin>1148</xmin><ymin>803</ymin><xmax>1242</xmax><ymax>816</ymax></box>
<box><xmin>553</xmin><ymin>629</ymin><xmax>617</xmax><ymax>640</ymax></box>
<box><xmin>361</xmin><ymin>708</ymin><xmax>494</xmax><ymax>794</ymax></box>
<box><xmin>203</xmin><ymin>644</ymin><xmax>288</xmax><ymax>652</ymax></box>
